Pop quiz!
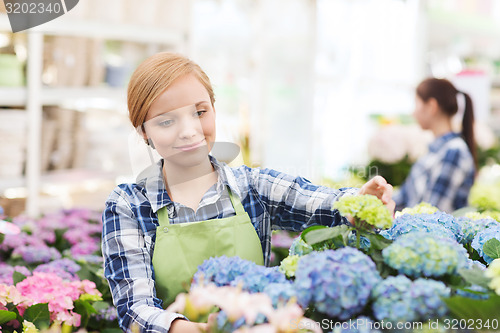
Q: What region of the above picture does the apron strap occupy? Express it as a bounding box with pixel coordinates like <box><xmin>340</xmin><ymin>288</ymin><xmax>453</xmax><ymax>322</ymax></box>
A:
<box><xmin>157</xmin><ymin>186</ymin><xmax>246</xmax><ymax>227</ymax></box>
<box><xmin>227</xmin><ymin>187</ymin><xmax>246</xmax><ymax>216</ymax></box>
<box><xmin>157</xmin><ymin>205</ymin><xmax>171</xmax><ymax>226</ymax></box>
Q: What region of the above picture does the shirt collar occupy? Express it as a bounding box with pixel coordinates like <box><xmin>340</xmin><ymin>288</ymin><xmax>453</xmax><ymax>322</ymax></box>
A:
<box><xmin>139</xmin><ymin>155</ymin><xmax>242</xmax><ymax>213</ymax></box>
<box><xmin>428</xmin><ymin>132</ymin><xmax>459</xmax><ymax>153</ymax></box>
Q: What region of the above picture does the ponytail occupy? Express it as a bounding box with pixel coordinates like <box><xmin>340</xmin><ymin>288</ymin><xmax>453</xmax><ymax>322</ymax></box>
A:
<box><xmin>460</xmin><ymin>91</ymin><xmax>477</xmax><ymax>169</ymax></box>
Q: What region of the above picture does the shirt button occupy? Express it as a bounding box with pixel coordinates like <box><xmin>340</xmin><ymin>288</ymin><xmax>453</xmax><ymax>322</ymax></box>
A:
<box><xmin>163</xmin><ymin>227</ymin><xmax>169</xmax><ymax>233</ymax></box>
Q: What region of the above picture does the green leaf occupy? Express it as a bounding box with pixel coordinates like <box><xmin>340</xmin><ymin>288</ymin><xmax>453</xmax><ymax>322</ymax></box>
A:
<box><xmin>23</xmin><ymin>303</ymin><xmax>50</xmax><ymax>330</ymax></box>
<box><xmin>74</xmin><ymin>299</ymin><xmax>98</xmax><ymax>328</ymax></box>
<box><xmin>302</xmin><ymin>225</ymin><xmax>352</xmax><ymax>247</ymax></box>
<box><xmin>76</xmin><ymin>262</ymin><xmax>95</xmax><ymax>281</ymax></box>
<box><xmin>361</xmin><ymin>231</ymin><xmax>393</xmax><ymax>251</ymax></box>
<box><xmin>0</xmin><ymin>233</ymin><xmax>4</xmax><ymax>244</ymax></box>
<box><xmin>483</xmin><ymin>238</ymin><xmax>500</xmax><ymax>260</ymax></box>
<box><xmin>458</xmin><ymin>267</ymin><xmax>492</xmax><ymax>290</ymax></box>
<box><xmin>451</xmin><ymin>206</ymin><xmax>477</xmax><ymax>217</ymax></box>
<box><xmin>0</xmin><ymin>310</ymin><xmax>17</xmax><ymax>325</ymax></box>
<box><xmin>12</xmin><ymin>271</ymin><xmax>27</xmax><ymax>285</ymax></box>
<box><xmin>92</xmin><ymin>301</ymin><xmax>111</xmax><ymax>312</ymax></box>
<box><xmin>300</xmin><ymin>225</ymin><xmax>328</xmax><ymax>243</ymax></box>
<box><xmin>444</xmin><ymin>294</ymin><xmax>500</xmax><ymax>321</ymax></box>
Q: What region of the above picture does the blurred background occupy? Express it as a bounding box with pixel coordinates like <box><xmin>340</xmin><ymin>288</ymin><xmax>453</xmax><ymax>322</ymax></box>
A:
<box><xmin>0</xmin><ymin>0</ymin><xmax>499</xmax><ymax>216</ymax></box>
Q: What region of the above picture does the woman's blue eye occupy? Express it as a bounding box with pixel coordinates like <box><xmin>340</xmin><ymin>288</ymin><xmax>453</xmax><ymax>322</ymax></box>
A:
<box><xmin>158</xmin><ymin>119</ymin><xmax>173</xmax><ymax>127</ymax></box>
<box><xmin>195</xmin><ymin>110</ymin><xmax>206</xmax><ymax>117</ymax></box>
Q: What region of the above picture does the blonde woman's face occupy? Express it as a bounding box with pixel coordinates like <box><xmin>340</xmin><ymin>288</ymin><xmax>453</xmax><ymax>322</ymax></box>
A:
<box><xmin>143</xmin><ymin>74</ymin><xmax>216</xmax><ymax>167</ymax></box>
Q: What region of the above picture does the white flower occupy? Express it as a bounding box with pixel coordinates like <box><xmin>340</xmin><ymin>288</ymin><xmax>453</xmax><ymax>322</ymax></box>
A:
<box><xmin>475</xmin><ymin>122</ymin><xmax>498</xmax><ymax>150</ymax></box>
<box><xmin>367</xmin><ymin>124</ymin><xmax>432</xmax><ymax>163</ymax></box>
<box><xmin>368</xmin><ymin>125</ymin><xmax>408</xmax><ymax>163</ymax></box>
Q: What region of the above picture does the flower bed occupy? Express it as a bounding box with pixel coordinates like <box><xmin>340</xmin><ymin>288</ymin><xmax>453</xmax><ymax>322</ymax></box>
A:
<box><xmin>0</xmin><ymin>209</ymin><xmax>119</xmax><ymax>333</ymax></box>
<box><xmin>1</xmin><ymin>193</ymin><xmax>500</xmax><ymax>333</ymax></box>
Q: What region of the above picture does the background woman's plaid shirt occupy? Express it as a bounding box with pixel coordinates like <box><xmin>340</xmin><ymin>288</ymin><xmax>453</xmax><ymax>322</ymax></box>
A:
<box><xmin>102</xmin><ymin>156</ymin><xmax>357</xmax><ymax>333</ymax></box>
<box><xmin>393</xmin><ymin>132</ymin><xmax>475</xmax><ymax>213</ymax></box>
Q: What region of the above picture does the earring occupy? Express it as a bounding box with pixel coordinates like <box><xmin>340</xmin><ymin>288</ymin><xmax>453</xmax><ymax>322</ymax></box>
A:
<box><xmin>147</xmin><ymin>138</ymin><xmax>156</xmax><ymax>149</ymax></box>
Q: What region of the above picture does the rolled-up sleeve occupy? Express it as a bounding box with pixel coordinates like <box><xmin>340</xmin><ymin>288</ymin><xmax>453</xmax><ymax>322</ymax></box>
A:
<box><xmin>102</xmin><ymin>192</ymin><xmax>185</xmax><ymax>333</ymax></box>
<box><xmin>247</xmin><ymin>167</ymin><xmax>358</xmax><ymax>230</ymax></box>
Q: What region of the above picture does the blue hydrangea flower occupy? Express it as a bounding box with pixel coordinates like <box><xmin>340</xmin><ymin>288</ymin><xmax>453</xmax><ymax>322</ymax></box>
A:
<box><xmin>192</xmin><ymin>256</ymin><xmax>287</xmax><ymax>293</ymax></box>
<box><xmin>262</xmin><ymin>282</ymin><xmax>296</xmax><ymax>308</ymax></box>
<box><xmin>289</xmin><ymin>236</ymin><xmax>313</xmax><ymax>256</ymax></box>
<box><xmin>464</xmin><ymin>258</ymin><xmax>487</xmax><ymax>270</ymax></box>
<box><xmin>294</xmin><ymin>248</ymin><xmax>381</xmax><ymax>320</ymax></box>
<box><xmin>231</xmin><ymin>265</ymin><xmax>288</xmax><ymax>293</ymax></box>
<box><xmin>471</xmin><ymin>226</ymin><xmax>500</xmax><ymax>264</ymax></box>
<box><xmin>34</xmin><ymin>258</ymin><xmax>81</xmax><ymax>281</ymax></box>
<box><xmin>457</xmin><ymin>216</ymin><xmax>498</xmax><ymax>244</ymax></box>
<box><xmin>347</xmin><ymin>231</ymin><xmax>371</xmax><ymax>251</ymax></box>
<box><xmin>455</xmin><ymin>285</ymin><xmax>490</xmax><ymax>300</ymax></box>
<box><xmin>380</xmin><ymin>212</ymin><xmax>463</xmax><ymax>243</ymax></box>
<box><xmin>382</xmin><ymin>232</ymin><xmax>468</xmax><ymax>277</ymax></box>
<box><xmin>371</xmin><ymin>275</ymin><xmax>450</xmax><ymax>322</ymax></box>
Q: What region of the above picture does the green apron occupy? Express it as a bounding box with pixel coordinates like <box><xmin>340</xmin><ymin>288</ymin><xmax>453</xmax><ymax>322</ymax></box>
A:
<box><xmin>152</xmin><ymin>188</ymin><xmax>264</xmax><ymax>306</ymax></box>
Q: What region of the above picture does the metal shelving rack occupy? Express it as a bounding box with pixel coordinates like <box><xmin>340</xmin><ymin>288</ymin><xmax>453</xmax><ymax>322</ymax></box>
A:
<box><xmin>0</xmin><ymin>12</ymin><xmax>187</xmax><ymax>216</ymax></box>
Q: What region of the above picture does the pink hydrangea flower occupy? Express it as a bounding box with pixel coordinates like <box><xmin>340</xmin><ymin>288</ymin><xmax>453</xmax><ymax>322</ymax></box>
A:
<box><xmin>15</xmin><ymin>272</ymin><xmax>101</xmax><ymax>326</ymax></box>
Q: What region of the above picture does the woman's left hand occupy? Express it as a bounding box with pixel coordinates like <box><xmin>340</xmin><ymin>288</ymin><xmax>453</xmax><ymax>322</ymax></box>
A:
<box><xmin>359</xmin><ymin>176</ymin><xmax>395</xmax><ymax>216</ymax></box>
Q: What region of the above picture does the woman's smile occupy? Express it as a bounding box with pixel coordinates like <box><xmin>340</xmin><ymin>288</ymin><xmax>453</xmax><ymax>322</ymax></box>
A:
<box><xmin>175</xmin><ymin>139</ymin><xmax>206</xmax><ymax>152</ymax></box>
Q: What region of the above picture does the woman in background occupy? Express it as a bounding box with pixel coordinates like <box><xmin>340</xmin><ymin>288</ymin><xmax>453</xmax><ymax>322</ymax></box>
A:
<box><xmin>393</xmin><ymin>77</ymin><xmax>476</xmax><ymax>213</ymax></box>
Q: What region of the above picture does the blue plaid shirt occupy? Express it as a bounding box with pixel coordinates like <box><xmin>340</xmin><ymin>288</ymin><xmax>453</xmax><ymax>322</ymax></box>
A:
<box><xmin>102</xmin><ymin>156</ymin><xmax>357</xmax><ymax>333</ymax></box>
<box><xmin>393</xmin><ymin>132</ymin><xmax>475</xmax><ymax>213</ymax></box>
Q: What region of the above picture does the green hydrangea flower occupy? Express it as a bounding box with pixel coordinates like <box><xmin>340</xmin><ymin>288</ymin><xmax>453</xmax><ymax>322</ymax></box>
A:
<box><xmin>382</xmin><ymin>232</ymin><xmax>468</xmax><ymax>277</ymax></box>
<box><xmin>469</xmin><ymin>183</ymin><xmax>500</xmax><ymax>211</ymax></box>
<box><xmin>397</xmin><ymin>202</ymin><xmax>438</xmax><ymax>217</ymax></box>
<box><xmin>80</xmin><ymin>293</ymin><xmax>103</xmax><ymax>302</ymax></box>
<box><xmin>279</xmin><ymin>255</ymin><xmax>300</xmax><ymax>278</ymax></box>
<box><xmin>485</xmin><ymin>258</ymin><xmax>500</xmax><ymax>295</ymax></box>
<box><xmin>333</xmin><ymin>194</ymin><xmax>393</xmax><ymax>229</ymax></box>
<box><xmin>466</xmin><ymin>212</ymin><xmax>493</xmax><ymax>221</ymax></box>
<box><xmin>482</xmin><ymin>210</ymin><xmax>500</xmax><ymax>222</ymax></box>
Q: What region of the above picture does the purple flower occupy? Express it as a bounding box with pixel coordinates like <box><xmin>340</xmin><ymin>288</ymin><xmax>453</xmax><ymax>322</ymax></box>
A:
<box><xmin>71</xmin><ymin>239</ymin><xmax>100</xmax><ymax>257</ymax></box>
<box><xmin>34</xmin><ymin>258</ymin><xmax>81</xmax><ymax>281</ymax></box>
<box><xmin>75</xmin><ymin>254</ymin><xmax>104</xmax><ymax>264</ymax></box>
<box><xmin>0</xmin><ymin>232</ymin><xmax>46</xmax><ymax>252</ymax></box>
<box><xmin>12</xmin><ymin>245</ymin><xmax>61</xmax><ymax>263</ymax></box>
<box><xmin>0</xmin><ymin>263</ymin><xmax>32</xmax><ymax>285</ymax></box>
<box><xmin>95</xmin><ymin>304</ymin><xmax>118</xmax><ymax>321</ymax></box>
